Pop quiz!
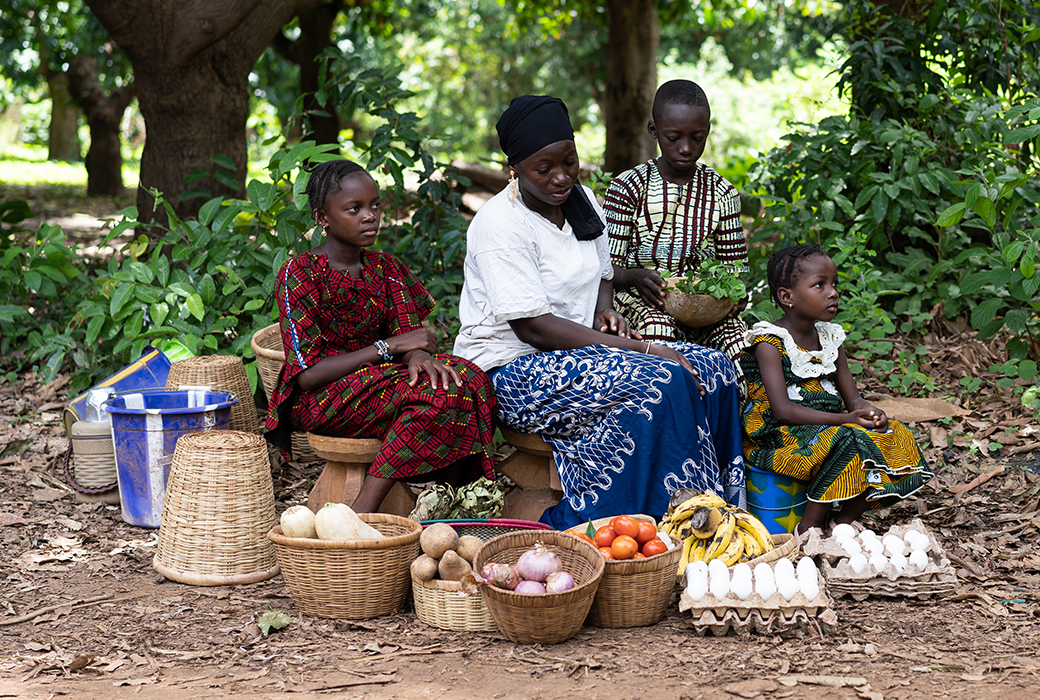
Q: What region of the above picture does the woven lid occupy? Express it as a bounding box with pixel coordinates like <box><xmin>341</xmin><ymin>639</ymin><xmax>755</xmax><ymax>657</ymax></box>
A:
<box><xmin>167</xmin><ymin>355</ymin><xmax>261</xmax><ymax>434</ymax></box>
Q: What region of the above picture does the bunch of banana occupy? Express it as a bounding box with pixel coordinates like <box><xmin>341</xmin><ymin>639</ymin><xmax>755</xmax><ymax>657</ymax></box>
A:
<box><xmin>659</xmin><ymin>491</ymin><xmax>776</xmax><ymax>575</ymax></box>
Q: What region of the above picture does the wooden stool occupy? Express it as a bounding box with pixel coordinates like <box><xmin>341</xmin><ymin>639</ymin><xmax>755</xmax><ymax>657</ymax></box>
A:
<box><xmin>305</xmin><ymin>434</ymin><xmax>417</xmax><ymax>517</ymax></box>
<box><xmin>498</xmin><ymin>427</ymin><xmax>562</xmax><ymax>522</ymax></box>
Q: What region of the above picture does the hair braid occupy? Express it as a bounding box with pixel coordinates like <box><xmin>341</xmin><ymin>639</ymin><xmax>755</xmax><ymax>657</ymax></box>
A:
<box><xmin>767</xmin><ymin>244</ymin><xmax>826</xmax><ymax>307</ymax></box>
<box><xmin>304</xmin><ymin>159</ymin><xmax>369</xmax><ymax>224</ymax></box>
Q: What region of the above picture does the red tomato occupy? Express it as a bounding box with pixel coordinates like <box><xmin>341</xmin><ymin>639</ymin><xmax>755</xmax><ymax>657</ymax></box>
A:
<box><xmin>599</xmin><ymin>547</ymin><xmax>614</xmax><ymax>560</ymax></box>
<box><xmin>641</xmin><ymin>538</ymin><xmax>669</xmax><ymax>558</ymax></box>
<box><xmin>611</xmin><ymin>515</ymin><xmax>640</xmax><ymax>539</ymax></box>
<box><xmin>610</xmin><ymin>534</ymin><xmax>639</xmax><ymax>560</ymax></box>
<box><xmin>632</xmin><ymin>552</ymin><xmax>646</xmax><ymax>559</ymax></box>
<box><xmin>635</xmin><ymin>521</ymin><xmax>658</xmax><ymax>545</ymax></box>
<box><xmin>594</xmin><ymin>525</ymin><xmax>617</xmax><ymax>549</ymax></box>
<box><xmin>570</xmin><ymin>531</ymin><xmax>595</xmax><ymax>546</ymax></box>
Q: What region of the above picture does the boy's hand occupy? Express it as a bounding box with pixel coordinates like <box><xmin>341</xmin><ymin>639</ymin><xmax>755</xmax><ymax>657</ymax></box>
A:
<box><xmin>631</xmin><ymin>269</ymin><xmax>666</xmax><ymax>308</ymax></box>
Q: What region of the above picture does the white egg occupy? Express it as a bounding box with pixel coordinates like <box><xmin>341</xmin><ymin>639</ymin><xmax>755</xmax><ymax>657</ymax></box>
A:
<box><xmin>686</xmin><ymin>575</ymin><xmax>709</xmax><ymax>602</ymax></box>
<box><xmin>848</xmin><ymin>552</ymin><xmax>868</xmax><ymax>574</ymax></box>
<box><xmin>732</xmin><ymin>561</ymin><xmax>752</xmax><ymax>579</ymax></box>
<box><xmin>830</xmin><ymin>523</ymin><xmax>857</xmax><ymax>540</ymax></box>
<box><xmin>908</xmin><ymin>549</ymin><xmax>929</xmax><ymax>572</ymax></box>
<box><xmin>773</xmin><ymin>558</ymin><xmax>795</xmax><ymax>581</ymax></box>
<box><xmin>754</xmin><ymin>564</ymin><xmax>776</xmax><ymax>599</ymax></box>
<box><xmin>777</xmin><ymin>574</ymin><xmax>800</xmax><ymax>602</ymax></box>
<box><xmin>889</xmin><ymin>552</ymin><xmax>908</xmax><ymax>573</ymax></box>
<box><xmin>858</xmin><ymin>528</ymin><xmax>877</xmax><ymax>541</ymax></box>
<box><xmin>882</xmin><ymin>533</ymin><xmax>901</xmax><ymax>548</ymax></box>
<box><xmin>800</xmin><ymin>575</ymin><xmax>820</xmax><ymax>601</ymax></box>
<box><xmin>731</xmin><ymin>574</ymin><xmax>754</xmax><ymax>601</ymax></box>
<box><xmin>708</xmin><ymin>557</ymin><xmax>729</xmax><ymax>579</ymax></box>
<box><xmin>796</xmin><ymin>556</ymin><xmax>818</xmax><ymax>581</ymax></box>
<box><xmin>885</xmin><ymin>539</ymin><xmax>906</xmax><ymax>557</ymax></box>
<box><xmin>869</xmin><ymin>553</ymin><xmax>889</xmax><ymax>573</ymax></box>
<box><xmin>910</xmin><ymin>536</ymin><xmax>930</xmax><ymax>552</ymax></box>
<box><xmin>862</xmin><ymin>538</ymin><xmax>885</xmax><ymax>554</ymax></box>
<box><xmin>709</xmin><ymin>570</ymin><xmax>731</xmax><ymax>600</ymax></box>
<box><xmin>841</xmin><ymin>538</ymin><xmax>863</xmax><ymax>557</ymax></box>
<box><xmin>685</xmin><ymin>561</ymin><xmax>709</xmax><ymax>581</ymax></box>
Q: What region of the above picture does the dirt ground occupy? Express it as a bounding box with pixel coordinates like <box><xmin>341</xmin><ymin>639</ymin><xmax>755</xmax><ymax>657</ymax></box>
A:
<box><xmin>1</xmin><ymin>190</ymin><xmax>1039</xmax><ymax>699</ymax></box>
<box><xmin>1</xmin><ymin>370</ymin><xmax>1039</xmax><ymax>700</ymax></box>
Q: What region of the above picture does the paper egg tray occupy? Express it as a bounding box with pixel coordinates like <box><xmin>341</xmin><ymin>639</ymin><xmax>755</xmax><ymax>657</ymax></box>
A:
<box><xmin>677</xmin><ymin>565</ymin><xmax>837</xmax><ymax>636</ymax></box>
<box><xmin>802</xmin><ymin>518</ymin><xmax>958</xmax><ymax>601</ymax></box>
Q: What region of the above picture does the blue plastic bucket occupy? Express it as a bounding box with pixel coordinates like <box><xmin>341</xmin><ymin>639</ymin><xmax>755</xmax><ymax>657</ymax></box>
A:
<box><xmin>63</xmin><ymin>346</ymin><xmax>172</xmax><ymax>435</ymax></box>
<box><xmin>103</xmin><ymin>389</ymin><xmax>238</xmax><ymax>528</ymax></box>
<box><xmin>746</xmin><ymin>464</ymin><xmax>809</xmax><ymax>535</ymax></box>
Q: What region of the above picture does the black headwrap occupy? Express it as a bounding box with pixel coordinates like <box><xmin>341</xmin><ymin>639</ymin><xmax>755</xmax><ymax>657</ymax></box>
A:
<box><xmin>495</xmin><ymin>95</ymin><xmax>604</xmax><ymax>241</ymax></box>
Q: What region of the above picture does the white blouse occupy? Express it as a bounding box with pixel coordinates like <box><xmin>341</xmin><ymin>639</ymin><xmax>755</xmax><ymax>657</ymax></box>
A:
<box><xmin>745</xmin><ymin>320</ymin><xmax>846</xmax><ymax>379</ymax></box>
<box><xmin>453</xmin><ymin>186</ymin><xmax>614</xmax><ymax>371</ymax></box>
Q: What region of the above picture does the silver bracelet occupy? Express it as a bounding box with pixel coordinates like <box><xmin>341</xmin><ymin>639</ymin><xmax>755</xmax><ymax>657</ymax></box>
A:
<box><xmin>374</xmin><ymin>339</ymin><xmax>393</xmax><ymax>362</ymax></box>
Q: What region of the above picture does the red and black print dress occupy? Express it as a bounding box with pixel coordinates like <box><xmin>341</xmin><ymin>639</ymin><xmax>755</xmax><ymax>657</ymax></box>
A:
<box><xmin>264</xmin><ymin>251</ymin><xmax>496</xmax><ymax>480</ymax></box>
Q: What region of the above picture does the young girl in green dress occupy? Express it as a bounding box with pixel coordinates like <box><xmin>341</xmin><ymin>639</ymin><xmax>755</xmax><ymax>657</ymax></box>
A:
<box><xmin>738</xmin><ymin>244</ymin><xmax>933</xmax><ymax>537</ymax></box>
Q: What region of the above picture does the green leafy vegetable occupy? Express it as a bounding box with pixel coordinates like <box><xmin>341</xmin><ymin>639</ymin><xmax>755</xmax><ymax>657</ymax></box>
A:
<box><xmin>409</xmin><ymin>476</ymin><xmax>508</xmax><ymax>521</ymax></box>
<box><xmin>257</xmin><ymin>608</ymin><xmax>295</xmax><ymax>636</ymax></box>
<box><xmin>670</xmin><ymin>259</ymin><xmax>747</xmax><ymax>303</ymax></box>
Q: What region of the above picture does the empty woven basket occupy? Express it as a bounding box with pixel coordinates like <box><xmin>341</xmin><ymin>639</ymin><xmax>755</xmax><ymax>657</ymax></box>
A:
<box><xmin>153</xmin><ymin>430</ymin><xmax>279</xmax><ymax>585</ymax></box>
<box><xmin>250</xmin><ymin>323</ymin><xmax>319</xmax><ymax>462</ymax></box>
<box><xmin>166</xmin><ymin>355</ymin><xmax>261</xmax><ymax>434</ymax></box>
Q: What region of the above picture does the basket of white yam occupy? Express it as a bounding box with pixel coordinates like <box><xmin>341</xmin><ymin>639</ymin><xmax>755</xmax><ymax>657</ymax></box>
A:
<box><xmin>268</xmin><ymin>503</ymin><xmax>421</xmax><ymax>619</ymax></box>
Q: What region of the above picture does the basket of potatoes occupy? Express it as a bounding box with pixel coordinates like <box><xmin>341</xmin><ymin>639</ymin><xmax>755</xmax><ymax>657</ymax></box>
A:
<box><xmin>411</xmin><ymin>519</ymin><xmax>549</xmax><ymax>632</ymax></box>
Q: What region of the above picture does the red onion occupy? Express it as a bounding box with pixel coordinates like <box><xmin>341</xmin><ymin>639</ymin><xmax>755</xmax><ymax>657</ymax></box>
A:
<box><xmin>479</xmin><ymin>562</ymin><xmax>519</xmax><ymax>590</ymax></box>
<box><xmin>545</xmin><ymin>571</ymin><xmax>575</xmax><ymax>593</ymax></box>
<box><xmin>514</xmin><ymin>580</ymin><xmax>546</xmax><ymax>594</ymax></box>
<box><xmin>514</xmin><ymin>542</ymin><xmax>562</xmax><ymax>583</ymax></box>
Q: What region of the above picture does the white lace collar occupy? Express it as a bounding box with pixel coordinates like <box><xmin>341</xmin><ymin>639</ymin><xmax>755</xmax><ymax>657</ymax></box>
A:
<box><xmin>747</xmin><ymin>321</ymin><xmax>845</xmax><ymax>378</ymax></box>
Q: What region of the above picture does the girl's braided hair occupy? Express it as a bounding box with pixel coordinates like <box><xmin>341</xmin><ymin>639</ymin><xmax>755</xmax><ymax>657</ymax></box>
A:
<box><xmin>304</xmin><ymin>159</ymin><xmax>370</xmax><ymax>223</ymax></box>
<box><xmin>767</xmin><ymin>244</ymin><xmax>826</xmax><ymax>307</ymax></box>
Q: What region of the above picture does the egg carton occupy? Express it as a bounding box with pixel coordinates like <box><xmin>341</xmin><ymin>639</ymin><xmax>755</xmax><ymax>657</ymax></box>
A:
<box><xmin>677</xmin><ymin>565</ymin><xmax>837</xmax><ymax>635</ymax></box>
<box><xmin>683</xmin><ymin>605</ymin><xmax>839</xmax><ymax>637</ymax></box>
<box><xmin>802</xmin><ymin>519</ymin><xmax>958</xmax><ymax>600</ymax></box>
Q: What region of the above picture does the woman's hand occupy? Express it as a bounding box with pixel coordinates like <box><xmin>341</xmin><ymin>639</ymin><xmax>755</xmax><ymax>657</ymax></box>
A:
<box><xmin>648</xmin><ymin>343</ymin><xmax>705</xmax><ymax>397</ymax></box>
<box><xmin>387</xmin><ymin>328</ymin><xmax>439</xmax><ymax>356</ymax></box>
<box><xmin>629</xmin><ymin>269</ymin><xmax>666</xmax><ymax>308</ymax></box>
<box><xmin>725</xmin><ymin>296</ymin><xmax>749</xmax><ymax>319</ymax></box>
<box><xmin>406</xmin><ymin>351</ymin><xmax>461</xmax><ymax>390</ymax></box>
<box><xmin>595</xmin><ymin>309</ymin><xmax>641</xmax><ymax>339</ymax></box>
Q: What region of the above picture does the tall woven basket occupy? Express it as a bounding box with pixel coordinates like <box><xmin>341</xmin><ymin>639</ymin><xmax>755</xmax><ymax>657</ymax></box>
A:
<box><xmin>250</xmin><ymin>323</ymin><xmax>319</xmax><ymax>462</ymax></box>
<box><xmin>166</xmin><ymin>355</ymin><xmax>261</xmax><ymax>434</ymax></box>
<box><xmin>153</xmin><ymin>430</ymin><xmax>279</xmax><ymax>585</ymax></box>
<box><xmin>473</xmin><ymin>530</ymin><xmax>605</xmax><ymax>645</ymax></box>
<box><xmin>268</xmin><ymin>514</ymin><xmax>421</xmax><ymax>619</ymax></box>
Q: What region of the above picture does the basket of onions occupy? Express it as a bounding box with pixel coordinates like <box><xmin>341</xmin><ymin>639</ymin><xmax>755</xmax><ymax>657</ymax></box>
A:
<box><xmin>470</xmin><ymin>529</ymin><xmax>605</xmax><ymax>645</ymax></box>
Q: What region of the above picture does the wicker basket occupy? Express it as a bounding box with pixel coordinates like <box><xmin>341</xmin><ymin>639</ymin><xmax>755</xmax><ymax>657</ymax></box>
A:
<box><xmin>662</xmin><ymin>284</ymin><xmax>734</xmax><ymax>328</ymax></box>
<box><xmin>167</xmin><ymin>354</ymin><xmax>261</xmax><ymax>434</ymax></box>
<box><xmin>473</xmin><ymin>530</ymin><xmax>605</xmax><ymax>645</ymax></box>
<box><xmin>746</xmin><ymin>533</ymin><xmax>798</xmax><ymax>566</ymax></box>
<box><xmin>153</xmin><ymin>430</ymin><xmax>279</xmax><ymax>585</ymax></box>
<box><xmin>411</xmin><ymin>519</ymin><xmax>549</xmax><ymax>633</ymax></box>
<box><xmin>268</xmin><ymin>514</ymin><xmax>421</xmax><ymax>619</ymax></box>
<box><xmin>564</xmin><ymin>515</ymin><xmax>681</xmax><ymax>628</ymax></box>
<box><xmin>250</xmin><ymin>323</ymin><xmax>320</xmax><ymax>463</ymax></box>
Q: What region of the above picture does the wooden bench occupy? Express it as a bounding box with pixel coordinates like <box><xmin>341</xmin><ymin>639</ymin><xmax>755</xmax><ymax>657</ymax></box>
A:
<box><xmin>497</xmin><ymin>427</ymin><xmax>562</xmax><ymax>522</ymax></box>
<box><xmin>305</xmin><ymin>434</ymin><xmax>417</xmax><ymax>516</ymax></box>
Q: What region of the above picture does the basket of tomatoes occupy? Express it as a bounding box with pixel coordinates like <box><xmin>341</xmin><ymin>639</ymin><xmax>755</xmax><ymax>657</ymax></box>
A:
<box><xmin>565</xmin><ymin>514</ymin><xmax>682</xmax><ymax>628</ymax></box>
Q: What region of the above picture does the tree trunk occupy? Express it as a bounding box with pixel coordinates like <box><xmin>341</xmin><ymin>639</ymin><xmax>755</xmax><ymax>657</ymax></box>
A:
<box><xmin>273</xmin><ymin>1</ymin><xmax>343</xmax><ymax>146</ymax></box>
<box><xmin>46</xmin><ymin>73</ymin><xmax>82</xmax><ymax>162</ymax></box>
<box><xmin>602</xmin><ymin>0</ymin><xmax>658</xmax><ymax>175</ymax></box>
<box><xmin>85</xmin><ymin>0</ymin><xmax>326</xmax><ymax>226</ymax></box>
<box><xmin>67</xmin><ymin>56</ymin><xmax>135</xmax><ymax>197</ymax></box>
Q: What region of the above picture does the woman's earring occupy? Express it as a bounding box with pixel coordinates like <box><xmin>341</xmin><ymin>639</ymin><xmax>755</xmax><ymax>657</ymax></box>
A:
<box><xmin>507</xmin><ymin>169</ymin><xmax>519</xmax><ymax>203</ymax></box>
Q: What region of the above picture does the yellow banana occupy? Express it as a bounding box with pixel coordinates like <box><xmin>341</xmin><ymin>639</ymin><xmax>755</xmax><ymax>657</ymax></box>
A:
<box><xmin>719</xmin><ymin>529</ymin><xmax>745</xmax><ymax>566</ymax></box>
<box><xmin>690</xmin><ymin>505</ymin><xmax>723</xmax><ymax>539</ymax></box>
<box><xmin>668</xmin><ymin>492</ymin><xmax>726</xmax><ymax>522</ymax></box>
<box><xmin>742</xmin><ymin>529</ymin><xmax>764</xmax><ymax>559</ymax></box>
<box><xmin>733</xmin><ymin>510</ymin><xmax>775</xmax><ymax>555</ymax></box>
<box><xmin>674</xmin><ymin>518</ymin><xmax>697</xmax><ymax>541</ymax></box>
<box><xmin>677</xmin><ymin>535</ymin><xmax>693</xmax><ymax>576</ymax></box>
<box><xmin>689</xmin><ymin>536</ymin><xmax>707</xmax><ymax>563</ymax></box>
<box><xmin>702</xmin><ymin>511</ymin><xmax>737</xmax><ymax>561</ymax></box>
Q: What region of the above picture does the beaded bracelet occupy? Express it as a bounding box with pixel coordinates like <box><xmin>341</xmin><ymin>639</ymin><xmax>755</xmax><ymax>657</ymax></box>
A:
<box><xmin>374</xmin><ymin>339</ymin><xmax>393</xmax><ymax>362</ymax></box>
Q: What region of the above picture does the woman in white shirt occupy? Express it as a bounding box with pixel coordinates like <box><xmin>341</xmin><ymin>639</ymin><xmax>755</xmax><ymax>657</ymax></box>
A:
<box><xmin>454</xmin><ymin>95</ymin><xmax>746</xmax><ymax>529</ymax></box>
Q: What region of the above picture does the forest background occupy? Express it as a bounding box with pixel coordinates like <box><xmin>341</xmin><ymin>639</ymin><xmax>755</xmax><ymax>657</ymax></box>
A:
<box><xmin>1</xmin><ymin>0</ymin><xmax>1039</xmax><ymax>438</ymax></box>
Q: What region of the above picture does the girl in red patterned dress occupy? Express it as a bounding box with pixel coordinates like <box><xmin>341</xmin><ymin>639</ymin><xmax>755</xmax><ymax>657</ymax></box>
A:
<box><xmin>265</xmin><ymin>159</ymin><xmax>497</xmax><ymax>512</ymax></box>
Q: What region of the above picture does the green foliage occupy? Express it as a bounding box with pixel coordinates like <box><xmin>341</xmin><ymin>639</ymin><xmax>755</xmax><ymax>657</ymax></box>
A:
<box><xmin>667</xmin><ymin>259</ymin><xmax>747</xmax><ymax>303</ymax></box>
<box><xmin>256</xmin><ymin>608</ymin><xmax>295</xmax><ymax>636</ymax></box>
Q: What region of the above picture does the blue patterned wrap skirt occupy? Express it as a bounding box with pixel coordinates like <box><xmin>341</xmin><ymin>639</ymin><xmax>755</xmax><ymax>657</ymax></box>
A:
<box><xmin>491</xmin><ymin>343</ymin><xmax>746</xmax><ymax>530</ymax></box>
